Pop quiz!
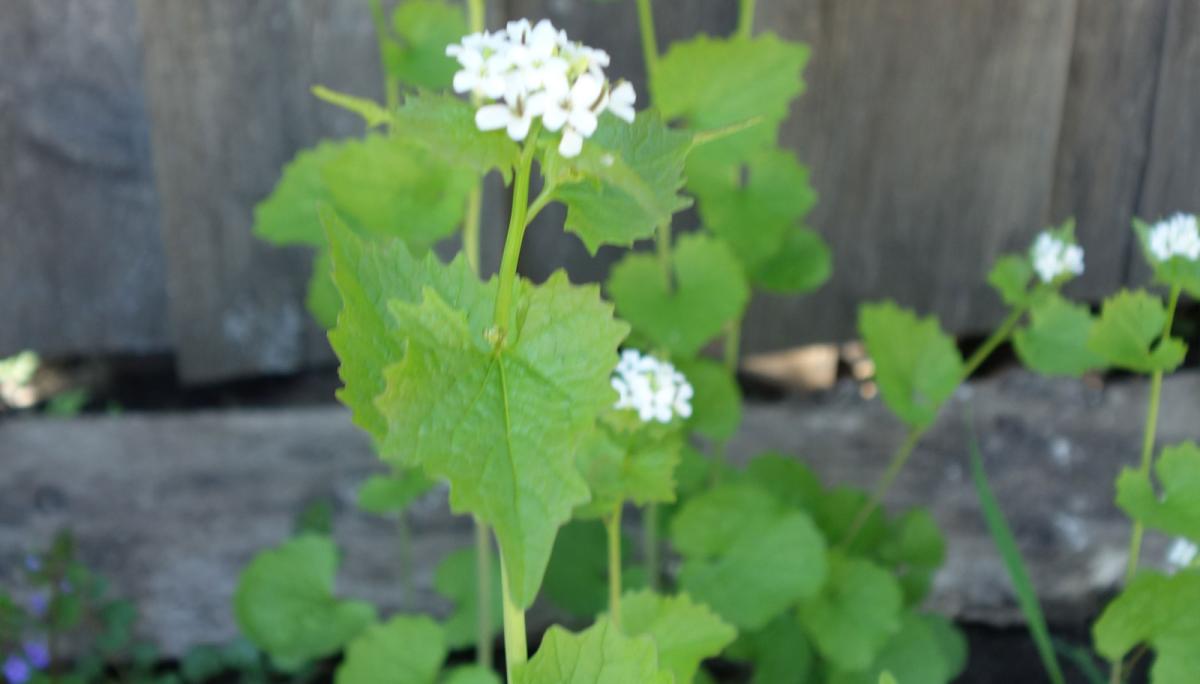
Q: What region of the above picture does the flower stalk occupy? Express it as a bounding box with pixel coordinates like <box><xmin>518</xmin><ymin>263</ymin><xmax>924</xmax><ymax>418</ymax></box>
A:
<box><xmin>606</xmin><ymin>503</ymin><xmax>624</xmax><ymax>629</ymax></box>
<box><xmin>738</xmin><ymin>0</ymin><xmax>757</xmax><ymax>39</ymax></box>
<box><xmin>635</xmin><ymin>0</ymin><xmax>659</xmax><ymax>85</ymax></box>
<box><xmin>499</xmin><ymin>557</ymin><xmax>528</xmax><ymax>680</ymax></box>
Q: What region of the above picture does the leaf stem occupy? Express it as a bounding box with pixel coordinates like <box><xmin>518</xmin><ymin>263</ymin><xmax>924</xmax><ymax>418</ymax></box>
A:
<box><xmin>737</xmin><ymin>0</ymin><xmax>757</xmax><ymax>39</ymax></box>
<box><xmin>635</xmin><ymin>0</ymin><xmax>659</xmax><ymax>86</ymax></box>
<box><xmin>474</xmin><ymin>516</ymin><xmax>493</xmax><ymax>670</ymax></box>
<box><xmin>493</xmin><ymin>133</ymin><xmax>539</xmax><ymax>331</ymax></box>
<box><xmin>960</xmin><ymin>306</ymin><xmax>1026</xmax><ymax>380</ymax></box>
<box><xmin>525</xmin><ymin>185</ymin><xmax>555</xmax><ymax>227</ymax></box>
<box><xmin>463</xmin><ymin>185</ymin><xmax>483</xmax><ymax>274</ymax></box>
<box><xmin>1109</xmin><ymin>283</ymin><xmax>1182</xmax><ymax>684</ymax></box>
<box><xmin>467</xmin><ymin>0</ymin><xmax>485</xmax><ymax>33</ymax></box>
<box><xmin>606</xmin><ymin>503</ymin><xmax>624</xmax><ymax>629</ymax></box>
<box><xmin>499</xmin><ymin>556</ymin><xmax>528</xmax><ymax>680</ymax></box>
<box><xmin>368</xmin><ymin>0</ymin><xmax>399</xmax><ymax>111</ymax></box>
<box><xmin>724</xmin><ymin>318</ymin><xmax>742</xmax><ymax>373</ymax></box>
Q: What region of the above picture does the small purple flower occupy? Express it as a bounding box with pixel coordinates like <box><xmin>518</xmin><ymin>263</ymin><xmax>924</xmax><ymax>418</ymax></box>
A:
<box><xmin>21</xmin><ymin>641</ymin><xmax>49</xmax><ymax>670</ymax></box>
<box><xmin>25</xmin><ymin>591</ymin><xmax>48</xmax><ymax>618</ymax></box>
<box><xmin>22</xmin><ymin>555</ymin><xmax>40</xmax><ymax>573</ymax></box>
<box><xmin>3</xmin><ymin>654</ymin><xmax>30</xmax><ymax>684</ymax></box>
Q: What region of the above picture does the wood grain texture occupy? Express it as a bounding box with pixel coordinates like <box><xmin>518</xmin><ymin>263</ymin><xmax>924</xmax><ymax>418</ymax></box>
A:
<box><xmin>2</xmin><ymin>369</ymin><xmax>1193</xmax><ymax>654</ymax></box>
<box><xmin>136</xmin><ymin>0</ymin><xmax>385</xmax><ymax>382</ymax></box>
<box><xmin>743</xmin><ymin>0</ymin><xmax>1079</xmax><ymax>352</ymax></box>
<box><xmin>1131</xmin><ymin>0</ymin><xmax>1200</xmax><ymax>284</ymax></box>
<box><xmin>0</xmin><ymin>0</ymin><xmax>168</xmax><ymax>358</ymax></box>
<box><xmin>1049</xmin><ymin>0</ymin><xmax>1168</xmax><ymax>299</ymax></box>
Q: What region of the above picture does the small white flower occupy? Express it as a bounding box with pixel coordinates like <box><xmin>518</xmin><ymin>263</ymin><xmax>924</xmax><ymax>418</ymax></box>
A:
<box><xmin>1147</xmin><ymin>214</ymin><xmax>1200</xmax><ymax>263</ymax></box>
<box><xmin>447</xmin><ymin>19</ymin><xmax>636</xmax><ymax>157</ymax></box>
<box><xmin>1031</xmin><ymin>232</ymin><xmax>1085</xmax><ymax>283</ymax></box>
<box><xmin>1166</xmin><ymin>538</ymin><xmax>1198</xmax><ymax>570</ymax></box>
<box><xmin>611</xmin><ymin>350</ymin><xmax>693</xmax><ymax>424</ymax></box>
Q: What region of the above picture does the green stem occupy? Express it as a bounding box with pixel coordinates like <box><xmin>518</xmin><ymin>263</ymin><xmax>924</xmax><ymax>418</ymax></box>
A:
<box><xmin>474</xmin><ymin>517</ymin><xmax>493</xmax><ymax>669</ymax></box>
<box><xmin>1109</xmin><ymin>284</ymin><xmax>1182</xmax><ymax>684</ymax></box>
<box><xmin>606</xmin><ymin>504</ymin><xmax>624</xmax><ymax>629</ymax></box>
<box><xmin>463</xmin><ymin>185</ymin><xmax>483</xmax><ymax>275</ymax></box>
<box><xmin>841</xmin><ymin>305</ymin><xmax>1026</xmax><ymax>548</ymax></box>
<box><xmin>467</xmin><ymin>0</ymin><xmax>485</xmax><ymax>33</ymax></box>
<box><xmin>635</xmin><ymin>0</ymin><xmax>659</xmax><ymax>86</ymax></box>
<box><xmin>737</xmin><ymin>0</ymin><xmax>757</xmax><ymax>38</ymax></box>
<box><xmin>499</xmin><ymin>556</ymin><xmax>528</xmax><ymax>680</ymax></box>
<box><xmin>960</xmin><ymin>306</ymin><xmax>1026</xmax><ymax>379</ymax></box>
<box><xmin>525</xmin><ymin>186</ymin><xmax>555</xmax><ymax>227</ymax></box>
<box><xmin>493</xmin><ymin>133</ymin><xmax>539</xmax><ymax>331</ymax></box>
<box><xmin>840</xmin><ymin>428</ymin><xmax>922</xmax><ymax>549</ymax></box>
<box><xmin>368</xmin><ymin>0</ymin><xmax>399</xmax><ymax>110</ymax></box>
<box><xmin>655</xmin><ymin>221</ymin><xmax>672</xmax><ymax>288</ymax></box>
<box><xmin>643</xmin><ymin>503</ymin><xmax>660</xmax><ymax>591</ymax></box>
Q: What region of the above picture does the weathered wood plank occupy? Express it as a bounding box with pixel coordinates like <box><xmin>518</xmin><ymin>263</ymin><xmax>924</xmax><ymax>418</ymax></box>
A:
<box><xmin>2</xmin><ymin>369</ymin><xmax>1194</xmax><ymax>654</ymax></box>
<box><xmin>1131</xmin><ymin>0</ymin><xmax>1200</xmax><ymax>283</ymax></box>
<box><xmin>0</xmin><ymin>0</ymin><xmax>169</xmax><ymax>358</ymax></box>
<box><xmin>743</xmin><ymin>0</ymin><xmax>1079</xmax><ymax>352</ymax></box>
<box><xmin>1049</xmin><ymin>0</ymin><xmax>1167</xmax><ymax>298</ymax></box>
<box><xmin>136</xmin><ymin>1</ymin><xmax>386</xmax><ymax>382</ymax></box>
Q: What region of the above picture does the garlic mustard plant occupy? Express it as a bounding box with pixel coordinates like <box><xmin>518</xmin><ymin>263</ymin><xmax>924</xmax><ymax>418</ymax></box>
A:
<box><xmin>1031</xmin><ymin>230</ymin><xmax>1085</xmax><ymax>284</ymax></box>
<box><xmin>611</xmin><ymin>349</ymin><xmax>694</xmax><ymax>423</ymax></box>
<box><xmin>1146</xmin><ymin>213</ymin><xmax>1200</xmax><ymax>263</ymax></box>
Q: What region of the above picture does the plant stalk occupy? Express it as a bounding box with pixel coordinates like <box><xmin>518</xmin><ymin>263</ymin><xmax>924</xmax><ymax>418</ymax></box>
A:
<box><xmin>724</xmin><ymin>318</ymin><xmax>742</xmax><ymax>373</ymax></box>
<box><xmin>643</xmin><ymin>503</ymin><xmax>660</xmax><ymax>592</ymax></box>
<box><xmin>737</xmin><ymin>0</ymin><xmax>757</xmax><ymax>39</ymax></box>
<box><xmin>368</xmin><ymin>0</ymin><xmax>399</xmax><ymax>110</ymax></box>
<box><xmin>606</xmin><ymin>503</ymin><xmax>624</xmax><ymax>629</ymax></box>
<box><xmin>473</xmin><ymin>517</ymin><xmax>493</xmax><ymax>670</ymax></box>
<box><xmin>499</xmin><ymin>556</ymin><xmax>528</xmax><ymax>680</ymax></box>
<box><xmin>493</xmin><ymin>133</ymin><xmax>539</xmax><ymax>330</ymax></box>
<box><xmin>1109</xmin><ymin>284</ymin><xmax>1182</xmax><ymax>684</ymax></box>
<box><xmin>467</xmin><ymin>0</ymin><xmax>485</xmax><ymax>33</ymax></box>
<box><xmin>635</xmin><ymin>0</ymin><xmax>659</xmax><ymax>86</ymax></box>
<box><xmin>842</xmin><ymin>305</ymin><xmax>1026</xmax><ymax>547</ymax></box>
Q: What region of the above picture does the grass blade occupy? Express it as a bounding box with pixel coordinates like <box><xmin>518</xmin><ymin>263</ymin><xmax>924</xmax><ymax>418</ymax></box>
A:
<box><xmin>965</xmin><ymin>419</ymin><xmax>1066</xmax><ymax>684</ymax></box>
<box><xmin>1053</xmin><ymin>638</ymin><xmax>1107</xmax><ymax>684</ymax></box>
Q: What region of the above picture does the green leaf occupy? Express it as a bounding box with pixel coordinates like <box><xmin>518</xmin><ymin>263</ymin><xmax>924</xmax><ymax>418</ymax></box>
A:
<box><xmin>812</xmin><ymin>487</ymin><xmax>889</xmax><ymax>555</ymax></box>
<box><xmin>515</xmin><ymin>617</ymin><xmax>673</xmax><ymax>684</ymax></box>
<box><xmin>334</xmin><ymin>615</ymin><xmax>445</xmax><ymax>684</ymax></box>
<box><xmin>670</xmin><ymin>482</ymin><xmax>783</xmax><ymax>559</ymax></box>
<box><xmin>967</xmin><ymin>433</ymin><xmax>1065</xmax><ymax>684</ymax></box>
<box><xmin>607</xmin><ymin>234</ymin><xmax>750</xmax><ymax>358</ymax></box>
<box><xmin>675</xmin><ymin>357</ymin><xmax>741</xmax><ymax>442</ymax></box>
<box><xmin>254</xmin><ymin>141</ymin><xmax>343</xmax><ymax>248</ymax></box>
<box><xmin>688</xmin><ymin>147</ymin><xmax>816</xmax><ymax>270</ymax></box>
<box><xmin>443</xmin><ymin>666</ymin><xmax>502</xmax><ymax>684</ymax></box>
<box><xmin>858</xmin><ymin>302</ymin><xmax>964</xmax><ymax>428</ymax></box>
<box><xmin>1093</xmin><ymin>570</ymin><xmax>1200</xmax><ymax>683</ymax></box>
<box><xmin>743</xmin><ymin>452</ymin><xmax>823</xmax><ymax>512</ymax></box>
<box><xmin>988</xmin><ymin>254</ymin><xmax>1034</xmax><ymax>307</ymax></box>
<box><xmin>828</xmin><ymin>613</ymin><xmax>966</xmax><ymax>684</ymax></box>
<box><xmin>547</xmin><ymin>112</ymin><xmax>693</xmax><ymax>254</ymax></box>
<box><xmin>679</xmin><ymin>509</ymin><xmax>828</xmax><ymax>630</ymax></box>
<box><xmin>306</xmin><ymin>250</ymin><xmax>341</xmax><ymax>329</ymax></box>
<box><xmin>233</xmin><ymin>535</ymin><xmax>375</xmax><ymax>667</ymax></box>
<box><xmin>575</xmin><ymin>419</ymin><xmax>684</xmax><ymax>519</ymax></box>
<box><xmin>327</xmin><ymin>214</ymin><xmax>488</xmax><ymax>446</ymax></box>
<box><xmin>620</xmin><ymin>590</ymin><xmax>736</xmax><ymax>684</ymax></box>
<box><xmin>392</xmin><ymin>92</ymin><xmax>522</xmax><ymax>183</ymax></box>
<box><xmin>1134</xmin><ymin>218</ymin><xmax>1200</xmax><ymax>298</ymax></box>
<box><xmin>312</xmin><ymin>86</ymin><xmax>392</xmax><ymax>129</ymax></box>
<box><xmin>1013</xmin><ymin>293</ymin><xmax>1106</xmax><ymax>377</ymax></box>
<box><xmin>321</xmin><ymin>135</ymin><xmax>473</xmax><ymax>252</ymax></box>
<box><xmin>878</xmin><ymin>508</ymin><xmax>945</xmax><ymax>605</ymax></box>
<box><xmin>1117</xmin><ymin>442</ymin><xmax>1200</xmax><ymax>541</ymax></box>
<box><xmin>798</xmin><ymin>554</ymin><xmax>902</xmax><ymax>671</ymax></box>
<box><xmin>543</xmin><ymin>520</ymin><xmax>637</xmax><ymax>619</ymax></box>
<box><xmin>654</xmin><ymin>33</ymin><xmax>809</xmax><ymax>161</ymax></box>
<box><xmin>751</xmin><ymin>226</ymin><xmax>832</xmax><ymax>295</ymax></box>
<box><xmin>375</xmin><ymin>268</ymin><xmax>627</xmax><ymax>607</ymax></box>
<box><xmin>1087</xmin><ymin>289</ymin><xmax>1187</xmax><ymax>374</ymax></box>
<box><xmin>433</xmin><ymin>547</ymin><xmax>502</xmax><ymax>650</ymax></box>
<box><xmin>385</xmin><ymin>0</ymin><xmax>466</xmax><ymax>90</ymax></box>
<box><xmin>731</xmin><ymin>614</ymin><xmax>815</xmax><ymax>684</ymax></box>
<box><xmin>356</xmin><ymin>469</ymin><xmax>434</xmax><ymax>514</ymax></box>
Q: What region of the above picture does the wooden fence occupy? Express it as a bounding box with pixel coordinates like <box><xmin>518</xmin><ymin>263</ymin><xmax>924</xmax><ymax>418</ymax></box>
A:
<box><xmin>3</xmin><ymin>0</ymin><xmax>1198</xmax><ymax>382</ymax></box>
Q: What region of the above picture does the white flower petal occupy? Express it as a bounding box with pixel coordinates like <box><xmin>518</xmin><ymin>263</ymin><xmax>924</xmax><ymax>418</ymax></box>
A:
<box><xmin>475</xmin><ymin>104</ymin><xmax>512</xmax><ymax>131</ymax></box>
<box><xmin>507</xmin><ymin>114</ymin><xmax>532</xmax><ymax>141</ymax></box>
<box><xmin>559</xmin><ymin>128</ymin><xmax>584</xmax><ymax>157</ymax></box>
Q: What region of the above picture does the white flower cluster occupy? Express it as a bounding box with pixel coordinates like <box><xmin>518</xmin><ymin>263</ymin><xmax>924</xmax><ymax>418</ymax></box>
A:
<box><xmin>611</xmin><ymin>350</ymin><xmax>693</xmax><ymax>424</ymax></box>
<box><xmin>1147</xmin><ymin>213</ymin><xmax>1200</xmax><ymax>263</ymax></box>
<box><xmin>1166</xmin><ymin>537</ymin><xmax>1198</xmax><ymax>570</ymax></box>
<box><xmin>1031</xmin><ymin>232</ymin><xmax>1085</xmax><ymax>284</ymax></box>
<box><xmin>446</xmin><ymin>19</ymin><xmax>636</xmax><ymax>158</ymax></box>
